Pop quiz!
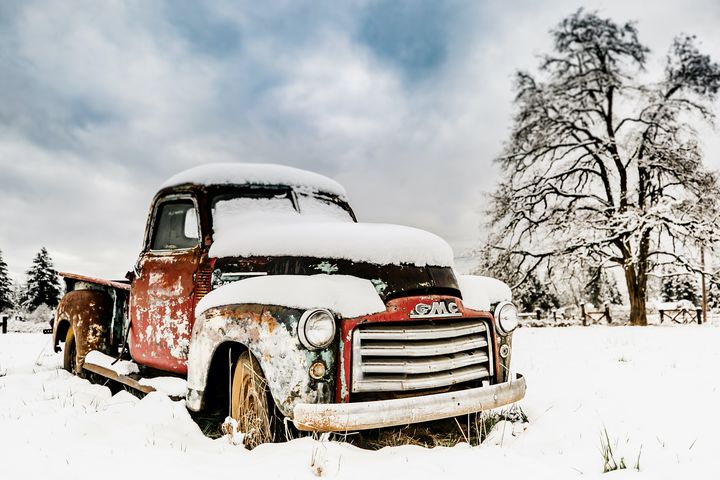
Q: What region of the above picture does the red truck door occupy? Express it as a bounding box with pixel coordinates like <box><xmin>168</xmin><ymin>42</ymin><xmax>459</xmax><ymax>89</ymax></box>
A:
<box><xmin>130</xmin><ymin>196</ymin><xmax>202</xmax><ymax>374</ymax></box>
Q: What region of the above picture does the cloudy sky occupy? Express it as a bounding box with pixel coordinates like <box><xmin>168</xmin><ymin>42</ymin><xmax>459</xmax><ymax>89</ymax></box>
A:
<box><xmin>1</xmin><ymin>0</ymin><xmax>719</xmax><ymax>281</ymax></box>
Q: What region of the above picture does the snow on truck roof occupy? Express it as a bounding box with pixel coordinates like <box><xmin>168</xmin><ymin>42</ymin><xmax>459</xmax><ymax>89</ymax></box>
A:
<box><xmin>160</xmin><ymin>163</ymin><xmax>347</xmax><ymax>197</ymax></box>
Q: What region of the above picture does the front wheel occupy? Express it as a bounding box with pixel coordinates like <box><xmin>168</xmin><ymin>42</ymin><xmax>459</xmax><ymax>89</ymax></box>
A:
<box><xmin>229</xmin><ymin>352</ymin><xmax>274</xmax><ymax>448</ymax></box>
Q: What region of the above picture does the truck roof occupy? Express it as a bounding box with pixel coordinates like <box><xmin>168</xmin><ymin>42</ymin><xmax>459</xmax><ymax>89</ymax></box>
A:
<box><xmin>160</xmin><ymin>163</ymin><xmax>347</xmax><ymax>198</ymax></box>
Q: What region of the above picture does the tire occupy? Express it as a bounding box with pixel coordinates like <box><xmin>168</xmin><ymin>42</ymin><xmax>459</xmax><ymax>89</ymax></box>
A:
<box><xmin>63</xmin><ymin>327</ymin><xmax>80</xmax><ymax>376</ymax></box>
<box><xmin>229</xmin><ymin>352</ymin><xmax>274</xmax><ymax>447</ymax></box>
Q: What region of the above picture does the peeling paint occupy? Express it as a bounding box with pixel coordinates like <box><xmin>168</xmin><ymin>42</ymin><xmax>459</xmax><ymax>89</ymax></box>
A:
<box><xmin>130</xmin><ymin>249</ymin><xmax>202</xmax><ymax>374</ymax></box>
<box><xmin>313</xmin><ymin>261</ymin><xmax>339</xmax><ymax>274</ymax></box>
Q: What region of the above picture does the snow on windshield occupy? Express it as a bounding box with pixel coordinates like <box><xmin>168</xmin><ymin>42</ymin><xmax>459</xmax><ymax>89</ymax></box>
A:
<box><xmin>212</xmin><ymin>195</ymin><xmax>353</xmax><ymax>227</ymax></box>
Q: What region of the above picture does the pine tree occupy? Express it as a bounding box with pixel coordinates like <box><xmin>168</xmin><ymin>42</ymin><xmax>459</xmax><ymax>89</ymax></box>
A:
<box><xmin>514</xmin><ymin>272</ymin><xmax>560</xmax><ymax>312</ymax></box>
<box><xmin>0</xmin><ymin>249</ymin><xmax>13</xmax><ymax>312</ymax></box>
<box><xmin>23</xmin><ymin>247</ymin><xmax>62</xmax><ymax>312</ymax></box>
<box><xmin>584</xmin><ymin>268</ymin><xmax>622</xmax><ymax>307</ymax></box>
<box><xmin>708</xmin><ymin>280</ymin><xmax>720</xmax><ymax>309</ymax></box>
<box><xmin>661</xmin><ymin>275</ymin><xmax>700</xmax><ymax>306</ymax></box>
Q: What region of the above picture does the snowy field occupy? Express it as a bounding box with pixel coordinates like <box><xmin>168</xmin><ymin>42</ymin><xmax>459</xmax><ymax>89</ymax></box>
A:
<box><xmin>1</xmin><ymin>326</ymin><xmax>719</xmax><ymax>479</ymax></box>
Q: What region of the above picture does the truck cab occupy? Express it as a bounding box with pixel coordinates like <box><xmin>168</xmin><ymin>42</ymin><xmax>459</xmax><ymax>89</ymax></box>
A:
<box><xmin>53</xmin><ymin>163</ymin><xmax>525</xmax><ymax>445</ymax></box>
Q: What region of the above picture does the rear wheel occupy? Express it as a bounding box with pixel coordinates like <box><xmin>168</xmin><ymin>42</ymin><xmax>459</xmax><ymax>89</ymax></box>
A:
<box><xmin>63</xmin><ymin>327</ymin><xmax>80</xmax><ymax>376</ymax></box>
<box><xmin>228</xmin><ymin>352</ymin><xmax>274</xmax><ymax>447</ymax></box>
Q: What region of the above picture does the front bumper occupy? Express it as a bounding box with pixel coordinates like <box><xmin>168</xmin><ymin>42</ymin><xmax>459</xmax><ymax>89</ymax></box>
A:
<box><xmin>293</xmin><ymin>374</ymin><xmax>526</xmax><ymax>432</ymax></box>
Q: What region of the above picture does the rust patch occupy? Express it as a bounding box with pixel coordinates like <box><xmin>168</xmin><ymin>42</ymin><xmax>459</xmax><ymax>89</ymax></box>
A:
<box><xmin>260</xmin><ymin>310</ymin><xmax>278</xmax><ymax>334</ymax></box>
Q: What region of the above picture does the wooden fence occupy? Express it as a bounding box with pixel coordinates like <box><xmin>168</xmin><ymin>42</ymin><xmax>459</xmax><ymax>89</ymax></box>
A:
<box><xmin>0</xmin><ymin>314</ymin><xmax>54</xmax><ymax>334</ymax></box>
<box><xmin>659</xmin><ymin>308</ymin><xmax>702</xmax><ymax>324</ymax></box>
<box><xmin>581</xmin><ymin>304</ymin><xmax>612</xmax><ymax>325</ymax></box>
<box><xmin>518</xmin><ymin>305</ymin><xmax>613</xmax><ymax>326</ymax></box>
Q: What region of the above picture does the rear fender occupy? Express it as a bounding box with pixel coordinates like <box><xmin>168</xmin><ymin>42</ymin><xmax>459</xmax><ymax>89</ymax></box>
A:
<box><xmin>53</xmin><ymin>290</ymin><xmax>114</xmax><ymax>368</ymax></box>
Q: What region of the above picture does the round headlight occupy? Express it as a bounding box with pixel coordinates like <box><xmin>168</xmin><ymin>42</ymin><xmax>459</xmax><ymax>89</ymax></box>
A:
<box><xmin>298</xmin><ymin>309</ymin><xmax>336</xmax><ymax>350</ymax></box>
<box><xmin>494</xmin><ymin>301</ymin><xmax>519</xmax><ymax>334</ymax></box>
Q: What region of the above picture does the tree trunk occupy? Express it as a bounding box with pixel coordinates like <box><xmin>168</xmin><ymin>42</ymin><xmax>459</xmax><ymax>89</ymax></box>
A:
<box><xmin>624</xmin><ymin>265</ymin><xmax>648</xmax><ymax>326</ymax></box>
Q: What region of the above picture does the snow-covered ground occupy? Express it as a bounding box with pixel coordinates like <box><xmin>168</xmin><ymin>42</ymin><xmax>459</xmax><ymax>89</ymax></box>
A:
<box><xmin>1</xmin><ymin>326</ymin><xmax>719</xmax><ymax>479</ymax></box>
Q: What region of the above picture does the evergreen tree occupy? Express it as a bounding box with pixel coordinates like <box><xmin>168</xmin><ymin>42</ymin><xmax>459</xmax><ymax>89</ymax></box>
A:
<box><xmin>514</xmin><ymin>273</ymin><xmax>560</xmax><ymax>312</ymax></box>
<box><xmin>0</xmin><ymin>249</ymin><xmax>13</xmax><ymax>312</ymax></box>
<box><xmin>708</xmin><ymin>280</ymin><xmax>720</xmax><ymax>309</ymax></box>
<box><xmin>661</xmin><ymin>275</ymin><xmax>700</xmax><ymax>306</ymax></box>
<box><xmin>23</xmin><ymin>247</ymin><xmax>62</xmax><ymax>311</ymax></box>
<box><xmin>584</xmin><ymin>268</ymin><xmax>622</xmax><ymax>307</ymax></box>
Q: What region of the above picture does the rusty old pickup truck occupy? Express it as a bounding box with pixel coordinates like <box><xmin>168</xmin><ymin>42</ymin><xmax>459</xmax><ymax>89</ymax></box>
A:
<box><xmin>53</xmin><ymin>163</ymin><xmax>525</xmax><ymax>443</ymax></box>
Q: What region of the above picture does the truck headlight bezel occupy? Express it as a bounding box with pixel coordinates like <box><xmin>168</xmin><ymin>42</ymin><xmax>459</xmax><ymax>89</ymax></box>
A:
<box><xmin>298</xmin><ymin>309</ymin><xmax>336</xmax><ymax>350</ymax></box>
<box><xmin>494</xmin><ymin>301</ymin><xmax>519</xmax><ymax>335</ymax></box>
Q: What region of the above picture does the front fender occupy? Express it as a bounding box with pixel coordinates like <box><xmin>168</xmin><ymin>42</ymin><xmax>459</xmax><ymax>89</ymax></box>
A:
<box><xmin>186</xmin><ymin>304</ymin><xmax>337</xmax><ymax>417</ymax></box>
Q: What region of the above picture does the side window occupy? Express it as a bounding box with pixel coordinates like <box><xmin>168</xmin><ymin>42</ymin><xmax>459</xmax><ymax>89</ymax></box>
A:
<box><xmin>151</xmin><ymin>200</ymin><xmax>199</xmax><ymax>250</ymax></box>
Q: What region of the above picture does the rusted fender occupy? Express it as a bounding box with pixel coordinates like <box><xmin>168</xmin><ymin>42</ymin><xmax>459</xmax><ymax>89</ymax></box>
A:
<box><xmin>293</xmin><ymin>374</ymin><xmax>527</xmax><ymax>432</ymax></box>
<box><xmin>186</xmin><ymin>304</ymin><xmax>336</xmax><ymax>417</ymax></box>
<box><xmin>54</xmin><ymin>290</ymin><xmax>114</xmax><ymax>371</ymax></box>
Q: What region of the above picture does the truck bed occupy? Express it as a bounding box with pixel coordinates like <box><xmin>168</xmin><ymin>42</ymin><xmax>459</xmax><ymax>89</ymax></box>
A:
<box><xmin>59</xmin><ymin>271</ymin><xmax>131</xmax><ymax>291</ymax></box>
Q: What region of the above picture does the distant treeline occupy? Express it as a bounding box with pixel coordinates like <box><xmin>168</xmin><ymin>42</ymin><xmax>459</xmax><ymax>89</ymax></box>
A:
<box><xmin>0</xmin><ymin>247</ymin><xmax>61</xmax><ymax>315</ymax></box>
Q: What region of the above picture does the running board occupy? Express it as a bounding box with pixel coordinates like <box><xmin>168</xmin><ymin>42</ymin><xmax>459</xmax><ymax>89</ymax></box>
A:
<box><xmin>83</xmin><ymin>362</ymin><xmax>156</xmax><ymax>395</ymax></box>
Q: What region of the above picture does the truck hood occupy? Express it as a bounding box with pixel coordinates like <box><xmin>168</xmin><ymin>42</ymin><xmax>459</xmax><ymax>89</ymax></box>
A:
<box><xmin>211</xmin><ymin>254</ymin><xmax>461</xmax><ymax>303</ymax></box>
<box><xmin>209</xmin><ymin>221</ymin><xmax>455</xmax><ymax>268</ymax></box>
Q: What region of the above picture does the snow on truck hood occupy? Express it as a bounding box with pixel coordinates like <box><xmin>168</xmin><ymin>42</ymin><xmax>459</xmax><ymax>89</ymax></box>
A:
<box><xmin>211</xmin><ymin>221</ymin><xmax>454</xmax><ymax>267</ymax></box>
<box><xmin>196</xmin><ymin>274</ymin><xmax>512</xmax><ymax>318</ymax></box>
<box><xmin>210</xmin><ymin>197</ymin><xmax>455</xmax><ymax>267</ymax></box>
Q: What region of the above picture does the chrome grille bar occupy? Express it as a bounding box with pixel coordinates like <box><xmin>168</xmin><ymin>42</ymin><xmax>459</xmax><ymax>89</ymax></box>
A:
<box><xmin>357</xmin><ymin>320</ymin><xmax>487</xmax><ymax>340</ymax></box>
<box><xmin>360</xmin><ymin>350</ymin><xmax>489</xmax><ymax>374</ymax></box>
<box><xmin>353</xmin><ymin>365</ymin><xmax>491</xmax><ymax>392</ymax></box>
<box><xmin>360</xmin><ymin>336</ymin><xmax>488</xmax><ymax>357</ymax></box>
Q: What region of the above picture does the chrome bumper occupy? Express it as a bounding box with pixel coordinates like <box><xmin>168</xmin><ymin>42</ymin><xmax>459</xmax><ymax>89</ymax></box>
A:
<box><xmin>293</xmin><ymin>374</ymin><xmax>526</xmax><ymax>432</ymax></box>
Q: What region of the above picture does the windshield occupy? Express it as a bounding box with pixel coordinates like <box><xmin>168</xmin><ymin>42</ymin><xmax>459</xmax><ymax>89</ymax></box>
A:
<box><xmin>211</xmin><ymin>191</ymin><xmax>354</xmax><ymax>231</ymax></box>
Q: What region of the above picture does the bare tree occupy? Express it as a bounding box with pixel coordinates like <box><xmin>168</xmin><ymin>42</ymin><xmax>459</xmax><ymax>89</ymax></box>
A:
<box><xmin>485</xmin><ymin>10</ymin><xmax>720</xmax><ymax>325</ymax></box>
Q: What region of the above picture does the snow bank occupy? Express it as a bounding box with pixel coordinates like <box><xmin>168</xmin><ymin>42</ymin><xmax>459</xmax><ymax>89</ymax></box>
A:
<box><xmin>85</xmin><ymin>351</ymin><xmax>139</xmax><ymax>376</ymax></box>
<box><xmin>458</xmin><ymin>275</ymin><xmax>512</xmax><ymax>311</ymax></box>
<box><xmin>160</xmin><ymin>163</ymin><xmax>347</xmax><ymax>197</ymax></box>
<box><xmin>196</xmin><ymin>274</ymin><xmax>386</xmax><ymax>318</ymax></box>
<box><xmin>6</xmin><ymin>327</ymin><xmax>720</xmax><ymax>478</ymax></box>
<box><xmin>139</xmin><ymin>377</ymin><xmax>188</xmax><ymax>397</ymax></box>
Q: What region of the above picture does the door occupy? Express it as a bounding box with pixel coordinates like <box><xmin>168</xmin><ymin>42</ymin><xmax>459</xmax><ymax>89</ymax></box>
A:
<box><xmin>130</xmin><ymin>196</ymin><xmax>201</xmax><ymax>374</ymax></box>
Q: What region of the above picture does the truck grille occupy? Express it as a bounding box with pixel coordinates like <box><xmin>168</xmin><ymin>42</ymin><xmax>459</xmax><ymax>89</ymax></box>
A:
<box><xmin>195</xmin><ymin>266</ymin><xmax>213</xmax><ymax>300</ymax></box>
<box><xmin>351</xmin><ymin>319</ymin><xmax>493</xmax><ymax>393</ymax></box>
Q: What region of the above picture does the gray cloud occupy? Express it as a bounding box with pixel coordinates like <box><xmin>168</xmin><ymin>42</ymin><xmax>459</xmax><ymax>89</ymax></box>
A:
<box><xmin>0</xmin><ymin>0</ymin><xmax>719</xmax><ymax>282</ymax></box>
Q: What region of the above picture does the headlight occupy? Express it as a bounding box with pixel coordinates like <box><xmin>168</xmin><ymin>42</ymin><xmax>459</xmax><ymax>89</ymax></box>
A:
<box><xmin>298</xmin><ymin>309</ymin><xmax>336</xmax><ymax>350</ymax></box>
<box><xmin>494</xmin><ymin>301</ymin><xmax>519</xmax><ymax>334</ymax></box>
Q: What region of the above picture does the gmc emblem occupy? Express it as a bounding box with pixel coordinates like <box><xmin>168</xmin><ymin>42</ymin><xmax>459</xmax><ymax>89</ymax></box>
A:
<box><xmin>409</xmin><ymin>300</ymin><xmax>462</xmax><ymax>318</ymax></box>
